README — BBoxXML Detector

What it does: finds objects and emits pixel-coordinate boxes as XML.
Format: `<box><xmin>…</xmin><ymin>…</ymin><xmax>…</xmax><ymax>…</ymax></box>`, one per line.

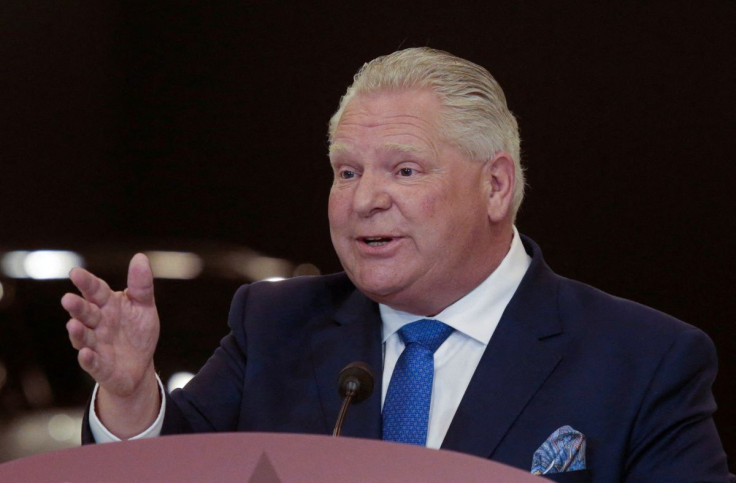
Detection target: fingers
<box><xmin>61</xmin><ymin>293</ymin><xmax>102</xmax><ymax>328</ymax></box>
<box><xmin>77</xmin><ymin>347</ymin><xmax>99</xmax><ymax>376</ymax></box>
<box><xmin>67</xmin><ymin>323</ymin><xmax>107</xmax><ymax>382</ymax></box>
<box><xmin>67</xmin><ymin>320</ymin><xmax>106</xmax><ymax>388</ymax></box>
<box><xmin>69</xmin><ymin>267</ymin><xmax>113</xmax><ymax>307</ymax></box>
<box><xmin>126</xmin><ymin>253</ymin><xmax>155</xmax><ymax>305</ymax></box>
<box><xmin>66</xmin><ymin>318</ymin><xmax>96</xmax><ymax>350</ymax></box>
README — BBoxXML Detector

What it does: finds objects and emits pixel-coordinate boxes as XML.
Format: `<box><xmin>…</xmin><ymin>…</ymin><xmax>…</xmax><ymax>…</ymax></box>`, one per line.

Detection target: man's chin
<box><xmin>355</xmin><ymin>282</ymin><xmax>401</xmax><ymax>301</ymax></box>
<box><xmin>349</xmin><ymin>276</ymin><xmax>405</xmax><ymax>304</ymax></box>
<box><xmin>353</xmin><ymin>281</ymin><xmax>427</xmax><ymax>314</ymax></box>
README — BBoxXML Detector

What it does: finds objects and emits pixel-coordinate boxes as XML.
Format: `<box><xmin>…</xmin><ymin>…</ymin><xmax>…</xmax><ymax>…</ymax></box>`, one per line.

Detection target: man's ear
<box><xmin>482</xmin><ymin>152</ymin><xmax>515</xmax><ymax>223</ymax></box>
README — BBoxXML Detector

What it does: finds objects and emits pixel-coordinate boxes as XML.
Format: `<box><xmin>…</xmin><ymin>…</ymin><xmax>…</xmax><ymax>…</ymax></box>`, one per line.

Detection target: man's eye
<box><xmin>339</xmin><ymin>170</ymin><xmax>356</xmax><ymax>179</ymax></box>
<box><xmin>398</xmin><ymin>168</ymin><xmax>414</xmax><ymax>177</ymax></box>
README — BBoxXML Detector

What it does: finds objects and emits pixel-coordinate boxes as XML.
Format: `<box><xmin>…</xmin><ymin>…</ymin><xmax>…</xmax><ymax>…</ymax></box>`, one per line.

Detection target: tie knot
<box><xmin>398</xmin><ymin>319</ymin><xmax>454</xmax><ymax>353</ymax></box>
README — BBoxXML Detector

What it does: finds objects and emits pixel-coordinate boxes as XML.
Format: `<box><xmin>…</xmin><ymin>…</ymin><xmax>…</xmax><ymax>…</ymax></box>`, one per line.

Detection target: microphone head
<box><xmin>337</xmin><ymin>362</ymin><xmax>375</xmax><ymax>404</ymax></box>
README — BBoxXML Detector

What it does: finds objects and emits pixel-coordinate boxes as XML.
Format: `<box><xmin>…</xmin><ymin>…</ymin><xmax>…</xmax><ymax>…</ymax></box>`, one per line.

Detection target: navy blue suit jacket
<box><xmin>85</xmin><ymin>236</ymin><xmax>731</xmax><ymax>481</ymax></box>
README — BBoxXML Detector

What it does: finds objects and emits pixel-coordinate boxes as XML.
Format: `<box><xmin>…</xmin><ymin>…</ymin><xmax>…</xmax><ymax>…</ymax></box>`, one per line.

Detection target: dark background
<box><xmin>1</xmin><ymin>0</ymin><xmax>733</xmax><ymax>466</ymax></box>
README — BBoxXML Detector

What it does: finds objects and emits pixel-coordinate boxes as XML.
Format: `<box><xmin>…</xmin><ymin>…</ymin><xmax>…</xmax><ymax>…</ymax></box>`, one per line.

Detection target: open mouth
<box><xmin>361</xmin><ymin>236</ymin><xmax>394</xmax><ymax>247</ymax></box>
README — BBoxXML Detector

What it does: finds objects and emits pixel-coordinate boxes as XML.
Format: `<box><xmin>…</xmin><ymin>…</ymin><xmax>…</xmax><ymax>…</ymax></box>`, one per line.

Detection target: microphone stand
<box><xmin>332</xmin><ymin>362</ymin><xmax>374</xmax><ymax>437</ymax></box>
<box><xmin>333</xmin><ymin>387</ymin><xmax>356</xmax><ymax>436</ymax></box>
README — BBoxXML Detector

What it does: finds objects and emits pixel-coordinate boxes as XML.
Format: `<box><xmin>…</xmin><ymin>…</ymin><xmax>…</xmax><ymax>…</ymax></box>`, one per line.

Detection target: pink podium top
<box><xmin>0</xmin><ymin>432</ymin><xmax>543</xmax><ymax>481</ymax></box>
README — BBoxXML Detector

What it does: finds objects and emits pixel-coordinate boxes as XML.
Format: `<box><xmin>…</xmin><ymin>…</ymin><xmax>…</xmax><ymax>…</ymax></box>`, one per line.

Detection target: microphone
<box><xmin>332</xmin><ymin>362</ymin><xmax>375</xmax><ymax>436</ymax></box>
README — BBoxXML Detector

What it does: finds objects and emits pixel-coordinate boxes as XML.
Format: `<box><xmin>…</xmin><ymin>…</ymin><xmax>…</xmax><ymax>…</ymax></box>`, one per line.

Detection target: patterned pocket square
<box><xmin>531</xmin><ymin>425</ymin><xmax>587</xmax><ymax>475</ymax></box>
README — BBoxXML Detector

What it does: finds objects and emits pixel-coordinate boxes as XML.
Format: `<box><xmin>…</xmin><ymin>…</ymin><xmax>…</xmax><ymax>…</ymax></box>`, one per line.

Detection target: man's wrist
<box><xmin>89</xmin><ymin>373</ymin><xmax>166</xmax><ymax>442</ymax></box>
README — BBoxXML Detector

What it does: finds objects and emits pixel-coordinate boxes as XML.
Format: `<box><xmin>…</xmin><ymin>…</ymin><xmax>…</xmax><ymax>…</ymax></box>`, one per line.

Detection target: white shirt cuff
<box><xmin>88</xmin><ymin>374</ymin><xmax>166</xmax><ymax>443</ymax></box>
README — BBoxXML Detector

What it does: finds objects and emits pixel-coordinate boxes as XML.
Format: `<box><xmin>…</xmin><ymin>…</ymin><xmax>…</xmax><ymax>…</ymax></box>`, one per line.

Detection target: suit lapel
<box><xmin>442</xmin><ymin>237</ymin><xmax>565</xmax><ymax>458</ymax></box>
<box><xmin>310</xmin><ymin>286</ymin><xmax>383</xmax><ymax>439</ymax></box>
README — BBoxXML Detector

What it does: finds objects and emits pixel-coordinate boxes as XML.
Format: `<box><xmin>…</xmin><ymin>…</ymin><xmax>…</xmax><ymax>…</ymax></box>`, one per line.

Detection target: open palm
<box><xmin>62</xmin><ymin>253</ymin><xmax>160</xmax><ymax>398</ymax></box>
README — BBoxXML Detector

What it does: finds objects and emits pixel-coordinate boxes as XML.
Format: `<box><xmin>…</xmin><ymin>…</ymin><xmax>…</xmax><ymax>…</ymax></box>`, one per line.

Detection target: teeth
<box><xmin>364</xmin><ymin>237</ymin><xmax>391</xmax><ymax>246</ymax></box>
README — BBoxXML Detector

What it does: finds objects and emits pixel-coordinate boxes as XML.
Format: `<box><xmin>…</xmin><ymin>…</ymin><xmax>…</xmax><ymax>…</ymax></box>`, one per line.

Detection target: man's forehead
<box><xmin>337</xmin><ymin>89</ymin><xmax>441</xmax><ymax>126</ymax></box>
<box><xmin>329</xmin><ymin>141</ymin><xmax>425</xmax><ymax>158</ymax></box>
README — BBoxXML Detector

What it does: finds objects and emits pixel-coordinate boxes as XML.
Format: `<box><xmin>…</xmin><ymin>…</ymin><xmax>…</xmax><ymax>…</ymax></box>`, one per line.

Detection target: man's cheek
<box><xmin>418</xmin><ymin>194</ymin><xmax>441</xmax><ymax>217</ymax></box>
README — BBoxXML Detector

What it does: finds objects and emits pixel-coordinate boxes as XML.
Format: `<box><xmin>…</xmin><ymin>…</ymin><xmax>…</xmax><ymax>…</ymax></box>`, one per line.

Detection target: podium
<box><xmin>0</xmin><ymin>432</ymin><xmax>543</xmax><ymax>481</ymax></box>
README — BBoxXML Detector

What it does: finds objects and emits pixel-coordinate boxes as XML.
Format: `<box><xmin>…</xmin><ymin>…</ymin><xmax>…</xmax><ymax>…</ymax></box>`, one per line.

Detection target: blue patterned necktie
<box><xmin>382</xmin><ymin>319</ymin><xmax>454</xmax><ymax>446</ymax></box>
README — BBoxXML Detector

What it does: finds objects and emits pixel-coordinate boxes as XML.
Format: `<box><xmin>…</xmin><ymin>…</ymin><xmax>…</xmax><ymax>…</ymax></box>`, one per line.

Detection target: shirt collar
<box><xmin>380</xmin><ymin>226</ymin><xmax>531</xmax><ymax>344</ymax></box>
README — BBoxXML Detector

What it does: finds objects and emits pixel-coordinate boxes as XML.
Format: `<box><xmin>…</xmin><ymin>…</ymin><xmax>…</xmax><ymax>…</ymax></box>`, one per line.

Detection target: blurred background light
<box><xmin>0</xmin><ymin>361</ymin><xmax>7</xmax><ymax>391</ymax></box>
<box><xmin>1</xmin><ymin>250</ymin><xmax>83</xmax><ymax>280</ymax></box>
<box><xmin>166</xmin><ymin>371</ymin><xmax>195</xmax><ymax>393</ymax></box>
<box><xmin>25</xmin><ymin>251</ymin><xmax>84</xmax><ymax>280</ymax></box>
<box><xmin>47</xmin><ymin>414</ymin><xmax>77</xmax><ymax>442</ymax></box>
<box><xmin>0</xmin><ymin>279</ymin><xmax>18</xmax><ymax>309</ymax></box>
<box><xmin>225</xmin><ymin>253</ymin><xmax>292</xmax><ymax>281</ymax></box>
<box><xmin>1</xmin><ymin>251</ymin><xmax>28</xmax><ymax>278</ymax></box>
<box><xmin>293</xmin><ymin>263</ymin><xmax>321</xmax><ymax>277</ymax></box>
<box><xmin>20</xmin><ymin>368</ymin><xmax>53</xmax><ymax>408</ymax></box>
<box><xmin>263</xmin><ymin>277</ymin><xmax>286</xmax><ymax>282</ymax></box>
<box><xmin>145</xmin><ymin>251</ymin><xmax>203</xmax><ymax>279</ymax></box>
<box><xmin>0</xmin><ymin>409</ymin><xmax>84</xmax><ymax>459</ymax></box>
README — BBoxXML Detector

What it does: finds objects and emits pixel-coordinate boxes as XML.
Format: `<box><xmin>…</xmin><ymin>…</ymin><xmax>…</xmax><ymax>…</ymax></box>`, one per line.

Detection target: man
<box><xmin>62</xmin><ymin>48</ymin><xmax>731</xmax><ymax>481</ymax></box>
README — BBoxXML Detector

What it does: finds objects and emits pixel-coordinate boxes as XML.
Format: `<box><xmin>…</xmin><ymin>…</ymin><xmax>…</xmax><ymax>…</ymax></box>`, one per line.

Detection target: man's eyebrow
<box><xmin>379</xmin><ymin>142</ymin><xmax>424</xmax><ymax>154</ymax></box>
<box><xmin>328</xmin><ymin>143</ymin><xmax>348</xmax><ymax>157</ymax></box>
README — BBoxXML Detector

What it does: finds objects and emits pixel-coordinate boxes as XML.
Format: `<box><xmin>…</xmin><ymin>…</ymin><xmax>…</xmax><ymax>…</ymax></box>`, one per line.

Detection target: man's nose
<box><xmin>352</xmin><ymin>171</ymin><xmax>391</xmax><ymax>216</ymax></box>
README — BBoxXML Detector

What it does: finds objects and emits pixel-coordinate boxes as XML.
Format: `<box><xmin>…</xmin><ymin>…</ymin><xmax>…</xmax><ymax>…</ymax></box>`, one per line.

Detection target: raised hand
<box><xmin>62</xmin><ymin>253</ymin><xmax>161</xmax><ymax>437</ymax></box>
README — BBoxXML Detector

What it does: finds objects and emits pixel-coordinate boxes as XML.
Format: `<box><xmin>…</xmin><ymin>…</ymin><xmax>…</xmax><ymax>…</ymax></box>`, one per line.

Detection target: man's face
<box><xmin>328</xmin><ymin>89</ymin><xmax>501</xmax><ymax>315</ymax></box>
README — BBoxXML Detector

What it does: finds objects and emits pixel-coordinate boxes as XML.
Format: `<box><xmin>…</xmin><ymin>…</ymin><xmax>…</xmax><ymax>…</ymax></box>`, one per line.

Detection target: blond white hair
<box><xmin>328</xmin><ymin>47</ymin><xmax>525</xmax><ymax>217</ymax></box>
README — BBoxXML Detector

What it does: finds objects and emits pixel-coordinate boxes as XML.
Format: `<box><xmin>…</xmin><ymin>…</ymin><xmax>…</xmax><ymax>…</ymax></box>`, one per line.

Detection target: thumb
<box><xmin>126</xmin><ymin>253</ymin><xmax>155</xmax><ymax>305</ymax></box>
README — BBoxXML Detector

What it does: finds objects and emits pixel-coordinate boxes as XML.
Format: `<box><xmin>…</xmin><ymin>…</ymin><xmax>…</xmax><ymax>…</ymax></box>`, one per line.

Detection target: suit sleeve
<box><xmin>624</xmin><ymin>327</ymin><xmax>731</xmax><ymax>481</ymax></box>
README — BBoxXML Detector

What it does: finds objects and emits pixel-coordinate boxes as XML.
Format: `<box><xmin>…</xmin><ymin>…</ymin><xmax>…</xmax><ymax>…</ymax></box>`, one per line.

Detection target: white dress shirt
<box><xmin>88</xmin><ymin>374</ymin><xmax>166</xmax><ymax>443</ymax></box>
<box><xmin>90</xmin><ymin>228</ymin><xmax>531</xmax><ymax>444</ymax></box>
<box><xmin>379</xmin><ymin>227</ymin><xmax>531</xmax><ymax>448</ymax></box>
